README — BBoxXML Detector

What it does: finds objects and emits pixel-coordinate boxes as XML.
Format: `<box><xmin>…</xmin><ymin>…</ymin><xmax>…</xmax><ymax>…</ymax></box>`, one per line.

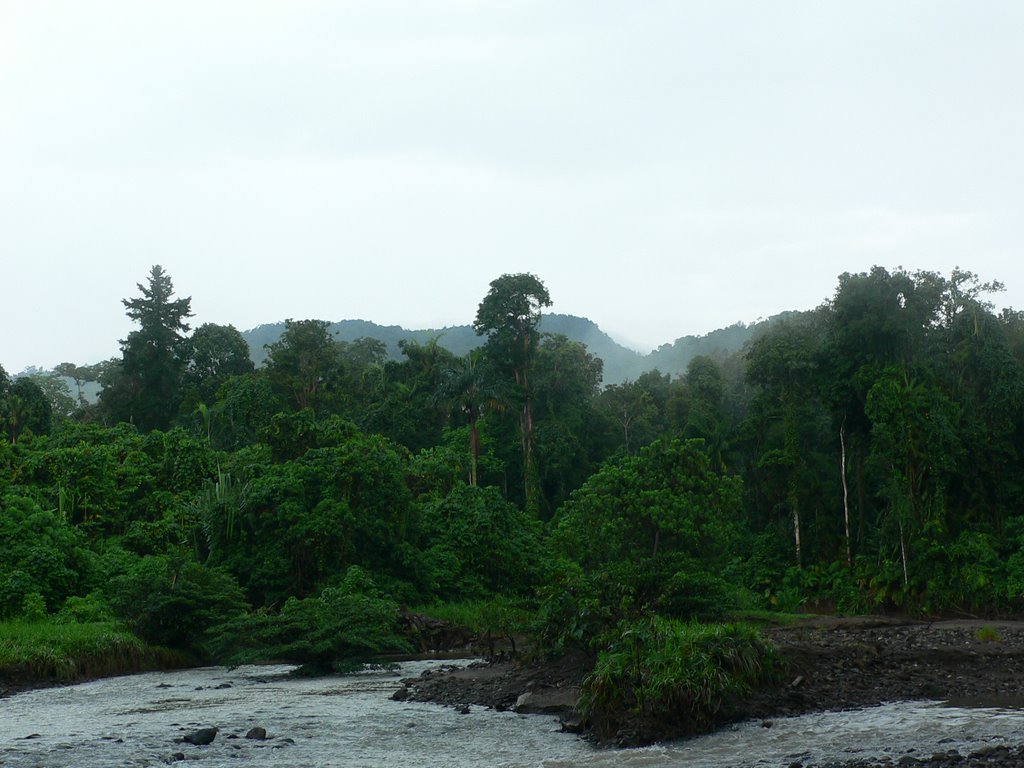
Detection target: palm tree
<box><xmin>434</xmin><ymin>351</ymin><xmax>509</xmax><ymax>486</ymax></box>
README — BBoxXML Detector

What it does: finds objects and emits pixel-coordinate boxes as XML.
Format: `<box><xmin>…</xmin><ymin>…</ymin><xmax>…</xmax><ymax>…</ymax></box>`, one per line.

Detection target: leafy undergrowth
<box><xmin>580</xmin><ymin>617</ymin><xmax>780</xmax><ymax>744</ymax></box>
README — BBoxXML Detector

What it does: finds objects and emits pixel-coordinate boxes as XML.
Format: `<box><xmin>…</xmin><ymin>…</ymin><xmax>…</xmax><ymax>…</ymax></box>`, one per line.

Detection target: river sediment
<box><xmin>401</xmin><ymin>617</ymin><xmax>1024</xmax><ymax>757</ymax></box>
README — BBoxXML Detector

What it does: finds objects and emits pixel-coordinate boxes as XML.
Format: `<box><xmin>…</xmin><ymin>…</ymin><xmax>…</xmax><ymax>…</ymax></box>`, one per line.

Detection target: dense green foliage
<box><xmin>4</xmin><ymin>263</ymin><xmax>1024</xmax><ymax>682</ymax></box>
<box><xmin>580</xmin><ymin>618</ymin><xmax>779</xmax><ymax>740</ymax></box>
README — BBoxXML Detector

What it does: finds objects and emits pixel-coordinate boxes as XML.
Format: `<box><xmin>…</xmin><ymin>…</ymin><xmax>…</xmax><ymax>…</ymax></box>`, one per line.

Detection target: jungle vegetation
<box><xmin>3</xmin><ymin>264</ymin><xmax>1024</xmax><ymax>686</ymax></box>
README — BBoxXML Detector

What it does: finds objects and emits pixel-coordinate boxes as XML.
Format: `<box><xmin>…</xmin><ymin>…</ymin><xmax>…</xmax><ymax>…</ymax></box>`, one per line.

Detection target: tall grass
<box><xmin>0</xmin><ymin>619</ymin><xmax>187</xmax><ymax>686</ymax></box>
<box><xmin>580</xmin><ymin>617</ymin><xmax>779</xmax><ymax>740</ymax></box>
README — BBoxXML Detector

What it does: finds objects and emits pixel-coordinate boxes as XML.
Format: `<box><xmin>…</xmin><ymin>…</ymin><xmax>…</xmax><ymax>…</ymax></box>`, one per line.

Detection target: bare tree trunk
<box><xmin>898</xmin><ymin>517</ymin><xmax>909</xmax><ymax>587</ymax></box>
<box><xmin>793</xmin><ymin>501</ymin><xmax>802</xmax><ymax>568</ymax></box>
<box><xmin>469</xmin><ymin>422</ymin><xmax>480</xmax><ymax>486</ymax></box>
<box><xmin>840</xmin><ymin>420</ymin><xmax>852</xmax><ymax>567</ymax></box>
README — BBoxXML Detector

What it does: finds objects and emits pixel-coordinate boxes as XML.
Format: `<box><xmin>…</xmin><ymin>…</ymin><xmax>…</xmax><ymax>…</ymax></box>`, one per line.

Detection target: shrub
<box><xmin>580</xmin><ymin>617</ymin><xmax>779</xmax><ymax>742</ymax></box>
<box><xmin>208</xmin><ymin>566</ymin><xmax>410</xmax><ymax>674</ymax></box>
<box><xmin>20</xmin><ymin>592</ymin><xmax>48</xmax><ymax>621</ymax></box>
<box><xmin>109</xmin><ymin>554</ymin><xmax>247</xmax><ymax>655</ymax></box>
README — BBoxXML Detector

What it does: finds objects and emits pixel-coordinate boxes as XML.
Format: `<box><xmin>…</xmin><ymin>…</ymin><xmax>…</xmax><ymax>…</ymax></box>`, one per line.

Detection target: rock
<box><xmin>213</xmin><ymin>683</ymin><xmax>232</xmax><ymax>690</ymax></box>
<box><xmin>457</xmin><ymin>704</ymin><xmax>471</xmax><ymax>714</ymax></box>
<box><xmin>560</xmin><ymin>716</ymin><xmax>584</xmax><ymax>734</ymax></box>
<box><xmin>183</xmin><ymin>727</ymin><xmax>219</xmax><ymax>745</ymax></box>
<box><xmin>245</xmin><ymin>727</ymin><xmax>268</xmax><ymax>740</ymax></box>
<box><xmin>513</xmin><ymin>688</ymin><xmax>580</xmax><ymax>715</ymax></box>
<box><xmin>391</xmin><ymin>686</ymin><xmax>409</xmax><ymax>701</ymax></box>
<box><xmin>170</xmin><ymin>751</ymin><xmax>185</xmax><ymax>761</ymax></box>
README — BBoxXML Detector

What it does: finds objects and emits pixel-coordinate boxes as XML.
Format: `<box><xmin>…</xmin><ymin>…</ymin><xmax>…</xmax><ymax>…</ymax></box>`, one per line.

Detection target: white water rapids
<box><xmin>2</xmin><ymin>661</ymin><xmax>1023</xmax><ymax>767</ymax></box>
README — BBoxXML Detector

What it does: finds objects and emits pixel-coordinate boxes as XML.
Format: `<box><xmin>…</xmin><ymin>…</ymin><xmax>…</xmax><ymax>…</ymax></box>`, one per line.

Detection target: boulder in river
<box><xmin>183</xmin><ymin>727</ymin><xmax>218</xmax><ymax>745</ymax></box>
<box><xmin>245</xmin><ymin>727</ymin><xmax>268</xmax><ymax>740</ymax></box>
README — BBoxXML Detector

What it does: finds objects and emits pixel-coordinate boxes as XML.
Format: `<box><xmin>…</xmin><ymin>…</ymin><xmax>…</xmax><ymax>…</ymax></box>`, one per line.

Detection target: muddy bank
<box><xmin>399</xmin><ymin>617</ymin><xmax>1024</xmax><ymax>752</ymax></box>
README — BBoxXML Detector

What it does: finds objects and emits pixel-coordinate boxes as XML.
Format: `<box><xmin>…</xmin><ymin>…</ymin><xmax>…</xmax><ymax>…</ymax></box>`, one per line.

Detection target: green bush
<box><xmin>109</xmin><ymin>554</ymin><xmax>247</xmax><ymax>655</ymax></box>
<box><xmin>208</xmin><ymin>566</ymin><xmax>410</xmax><ymax>674</ymax></box>
<box><xmin>418</xmin><ymin>484</ymin><xmax>544</xmax><ymax>600</ymax></box>
<box><xmin>20</xmin><ymin>592</ymin><xmax>48</xmax><ymax>621</ymax></box>
<box><xmin>58</xmin><ymin>591</ymin><xmax>115</xmax><ymax>624</ymax></box>
<box><xmin>0</xmin><ymin>493</ymin><xmax>84</xmax><ymax>613</ymax></box>
<box><xmin>580</xmin><ymin>617</ymin><xmax>779</xmax><ymax>741</ymax></box>
<box><xmin>535</xmin><ymin>561</ymin><xmax>615</xmax><ymax>653</ymax></box>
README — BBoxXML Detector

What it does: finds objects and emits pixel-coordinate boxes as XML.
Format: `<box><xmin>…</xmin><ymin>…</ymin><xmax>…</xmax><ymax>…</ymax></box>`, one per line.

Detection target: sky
<box><xmin>2</xmin><ymin>1</ymin><xmax>1023</xmax><ymax>373</ymax></box>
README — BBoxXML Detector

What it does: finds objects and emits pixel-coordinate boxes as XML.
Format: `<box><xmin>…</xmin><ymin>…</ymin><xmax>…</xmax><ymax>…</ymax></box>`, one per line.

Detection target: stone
<box><xmin>513</xmin><ymin>687</ymin><xmax>579</xmax><ymax>715</ymax></box>
<box><xmin>391</xmin><ymin>686</ymin><xmax>409</xmax><ymax>701</ymax></box>
<box><xmin>244</xmin><ymin>727</ymin><xmax>268</xmax><ymax>740</ymax></box>
<box><xmin>183</xmin><ymin>727</ymin><xmax>219</xmax><ymax>746</ymax></box>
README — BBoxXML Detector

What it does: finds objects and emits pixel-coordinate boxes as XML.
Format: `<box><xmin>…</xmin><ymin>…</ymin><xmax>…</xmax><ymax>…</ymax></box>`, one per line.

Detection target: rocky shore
<box><xmin>398</xmin><ymin>617</ymin><xmax>1024</xmax><ymax>765</ymax></box>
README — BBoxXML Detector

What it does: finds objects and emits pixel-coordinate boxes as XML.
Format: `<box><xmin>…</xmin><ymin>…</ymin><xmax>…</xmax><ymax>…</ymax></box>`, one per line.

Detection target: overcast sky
<box><xmin>2</xmin><ymin>1</ymin><xmax>1022</xmax><ymax>373</ymax></box>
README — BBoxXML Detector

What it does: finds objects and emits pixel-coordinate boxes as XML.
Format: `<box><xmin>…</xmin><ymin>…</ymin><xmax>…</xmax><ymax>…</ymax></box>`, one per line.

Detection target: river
<box><xmin>3</xmin><ymin>662</ymin><xmax>1024</xmax><ymax>767</ymax></box>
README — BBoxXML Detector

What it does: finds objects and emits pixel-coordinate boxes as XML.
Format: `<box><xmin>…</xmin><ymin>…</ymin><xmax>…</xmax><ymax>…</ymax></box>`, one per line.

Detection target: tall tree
<box><xmin>474</xmin><ymin>273</ymin><xmax>552</xmax><ymax>514</ymax></box>
<box><xmin>532</xmin><ymin>333</ymin><xmax>604</xmax><ymax>515</ymax></box>
<box><xmin>100</xmin><ymin>266</ymin><xmax>193</xmax><ymax>431</ymax></box>
<box><xmin>434</xmin><ymin>350</ymin><xmax>508</xmax><ymax>487</ymax></box>
<box><xmin>264</xmin><ymin>319</ymin><xmax>344</xmax><ymax>414</ymax></box>
<box><xmin>4</xmin><ymin>377</ymin><xmax>52</xmax><ymax>442</ymax></box>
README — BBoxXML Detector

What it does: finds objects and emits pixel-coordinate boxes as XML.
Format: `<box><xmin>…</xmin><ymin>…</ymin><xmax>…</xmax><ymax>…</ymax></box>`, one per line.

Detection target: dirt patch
<box><xmin>739</xmin><ymin>618</ymin><xmax>1024</xmax><ymax>722</ymax></box>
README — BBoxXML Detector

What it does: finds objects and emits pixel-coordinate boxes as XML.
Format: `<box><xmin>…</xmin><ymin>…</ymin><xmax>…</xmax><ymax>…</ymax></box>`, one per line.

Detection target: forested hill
<box><xmin>242</xmin><ymin>312</ymin><xmax>789</xmax><ymax>382</ymax></box>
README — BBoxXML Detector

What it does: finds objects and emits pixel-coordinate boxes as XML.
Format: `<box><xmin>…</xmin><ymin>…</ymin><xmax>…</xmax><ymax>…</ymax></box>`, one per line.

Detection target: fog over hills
<box><xmin>242</xmin><ymin>312</ymin><xmax>796</xmax><ymax>384</ymax></box>
<box><xmin>24</xmin><ymin>312</ymin><xmax>796</xmax><ymax>391</ymax></box>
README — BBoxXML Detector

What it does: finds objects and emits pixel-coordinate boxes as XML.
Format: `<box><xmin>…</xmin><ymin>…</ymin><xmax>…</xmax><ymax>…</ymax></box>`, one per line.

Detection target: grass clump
<box><xmin>580</xmin><ymin>617</ymin><xmax>779</xmax><ymax>742</ymax></box>
<box><xmin>976</xmin><ymin>625</ymin><xmax>1002</xmax><ymax>643</ymax></box>
<box><xmin>0</xmin><ymin>617</ymin><xmax>191</xmax><ymax>690</ymax></box>
<box><xmin>0</xmin><ymin>618</ymin><xmax>158</xmax><ymax>684</ymax></box>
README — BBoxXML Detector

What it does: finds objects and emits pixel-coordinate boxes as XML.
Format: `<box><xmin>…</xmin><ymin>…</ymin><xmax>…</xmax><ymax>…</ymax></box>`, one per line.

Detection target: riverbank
<box><xmin>399</xmin><ymin>617</ymin><xmax>1024</xmax><ymax>750</ymax></box>
<box><xmin>0</xmin><ymin>619</ymin><xmax>193</xmax><ymax>699</ymax></box>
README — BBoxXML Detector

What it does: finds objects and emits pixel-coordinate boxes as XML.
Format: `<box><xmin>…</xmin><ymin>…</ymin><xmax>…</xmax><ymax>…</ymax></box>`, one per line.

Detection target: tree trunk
<box><xmin>469</xmin><ymin>421</ymin><xmax>480</xmax><ymax>486</ymax></box>
<box><xmin>793</xmin><ymin>498</ymin><xmax>802</xmax><ymax>568</ymax></box>
<box><xmin>840</xmin><ymin>420</ymin><xmax>852</xmax><ymax>567</ymax></box>
<box><xmin>898</xmin><ymin>517</ymin><xmax>909</xmax><ymax>587</ymax></box>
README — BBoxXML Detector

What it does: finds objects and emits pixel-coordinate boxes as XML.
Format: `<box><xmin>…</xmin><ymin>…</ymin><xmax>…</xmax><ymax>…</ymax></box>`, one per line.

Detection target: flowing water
<box><xmin>3</xmin><ymin>661</ymin><xmax>1023</xmax><ymax>768</ymax></box>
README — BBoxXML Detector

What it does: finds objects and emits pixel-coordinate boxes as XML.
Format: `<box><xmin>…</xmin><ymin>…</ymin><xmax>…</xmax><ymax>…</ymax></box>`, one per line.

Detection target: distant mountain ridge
<box><xmin>242</xmin><ymin>312</ymin><xmax>797</xmax><ymax>383</ymax></box>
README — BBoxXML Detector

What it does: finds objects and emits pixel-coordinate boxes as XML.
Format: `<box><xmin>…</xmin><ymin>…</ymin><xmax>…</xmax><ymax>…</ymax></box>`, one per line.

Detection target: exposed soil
<box><xmin>398</xmin><ymin>616</ymin><xmax>1024</xmax><ymax>764</ymax></box>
